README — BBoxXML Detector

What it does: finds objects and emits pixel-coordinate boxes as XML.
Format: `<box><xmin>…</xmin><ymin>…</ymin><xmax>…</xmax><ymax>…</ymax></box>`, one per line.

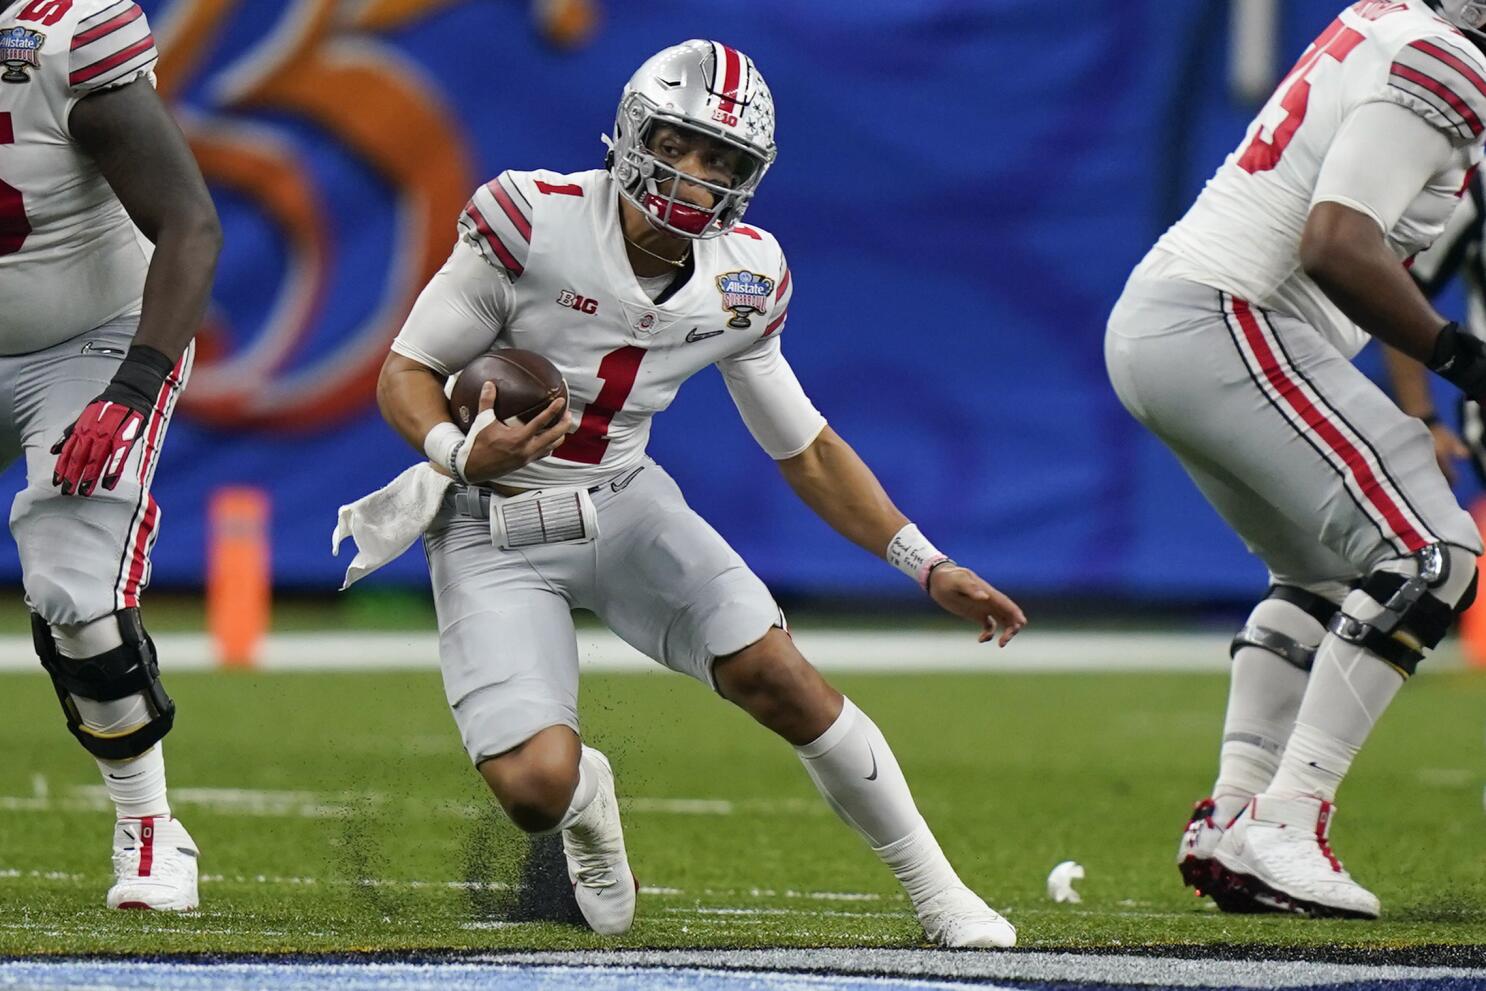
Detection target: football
<box><xmin>448</xmin><ymin>349</ymin><xmax>567</xmax><ymax>431</ymax></box>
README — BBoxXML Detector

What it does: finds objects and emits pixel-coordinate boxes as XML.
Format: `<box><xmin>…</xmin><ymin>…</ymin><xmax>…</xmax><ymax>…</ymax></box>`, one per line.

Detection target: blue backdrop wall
<box><xmin>7</xmin><ymin>0</ymin><xmax>1458</xmax><ymax>602</ymax></box>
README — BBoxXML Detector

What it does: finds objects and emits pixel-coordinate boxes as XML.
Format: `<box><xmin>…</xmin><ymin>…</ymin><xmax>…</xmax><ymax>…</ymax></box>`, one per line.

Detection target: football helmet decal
<box><xmin>605</xmin><ymin>39</ymin><xmax>777</xmax><ymax>239</ymax></box>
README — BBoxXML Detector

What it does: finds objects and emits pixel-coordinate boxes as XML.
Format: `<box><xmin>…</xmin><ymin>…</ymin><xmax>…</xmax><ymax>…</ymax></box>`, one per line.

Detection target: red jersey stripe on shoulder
<box><xmin>70</xmin><ymin>33</ymin><xmax>154</xmax><ymax>85</ymax></box>
<box><xmin>1391</xmin><ymin>63</ymin><xmax>1484</xmax><ymax>135</ymax></box>
<box><xmin>764</xmin><ymin>312</ymin><xmax>787</xmax><ymax>337</ymax></box>
<box><xmin>72</xmin><ymin>2</ymin><xmax>140</xmax><ymax>49</ymax></box>
<box><xmin>464</xmin><ymin>202</ymin><xmax>524</xmax><ymax>276</ymax></box>
<box><xmin>1409</xmin><ymin>38</ymin><xmax>1486</xmax><ymax>99</ymax></box>
<box><xmin>488</xmin><ymin>178</ymin><xmax>532</xmax><ymax>241</ymax></box>
<box><xmin>775</xmin><ymin>267</ymin><xmax>790</xmax><ymax>301</ymax></box>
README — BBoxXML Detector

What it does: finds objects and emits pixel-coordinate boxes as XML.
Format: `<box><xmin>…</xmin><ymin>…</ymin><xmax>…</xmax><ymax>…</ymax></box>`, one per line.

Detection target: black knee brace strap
<box><xmin>1328</xmin><ymin>546</ymin><xmax>1467</xmax><ymax>677</ymax></box>
<box><xmin>1270</xmin><ymin>584</ymin><xmax>1341</xmax><ymax>628</ymax></box>
<box><xmin>1230</xmin><ymin>585</ymin><xmax>1339</xmax><ymax>672</ymax></box>
<box><xmin>33</xmin><ymin>609</ymin><xmax>175</xmax><ymax>761</ymax></box>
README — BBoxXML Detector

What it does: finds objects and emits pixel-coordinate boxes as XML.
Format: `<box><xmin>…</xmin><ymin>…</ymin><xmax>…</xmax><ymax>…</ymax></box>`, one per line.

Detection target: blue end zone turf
<box><xmin>5</xmin><ymin>959</ymin><xmax>1486</xmax><ymax>991</ymax></box>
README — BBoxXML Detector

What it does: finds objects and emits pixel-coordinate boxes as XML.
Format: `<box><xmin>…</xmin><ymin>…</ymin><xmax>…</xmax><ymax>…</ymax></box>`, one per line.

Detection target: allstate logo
<box><xmin>153</xmin><ymin>0</ymin><xmax>477</xmax><ymax>429</ymax></box>
<box><xmin>716</xmin><ymin>270</ymin><xmax>773</xmax><ymax>329</ymax></box>
<box><xmin>0</xmin><ymin>27</ymin><xmax>43</xmax><ymax>84</ymax></box>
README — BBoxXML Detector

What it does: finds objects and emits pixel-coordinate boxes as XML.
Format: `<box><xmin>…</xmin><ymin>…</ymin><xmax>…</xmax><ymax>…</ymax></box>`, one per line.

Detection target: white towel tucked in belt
<box><xmin>331</xmin><ymin>463</ymin><xmax>453</xmax><ymax>589</ymax></box>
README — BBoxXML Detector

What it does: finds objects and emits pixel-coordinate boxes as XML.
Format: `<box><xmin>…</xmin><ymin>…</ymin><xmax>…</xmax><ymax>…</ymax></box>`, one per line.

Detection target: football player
<box><xmin>1108</xmin><ymin>0</ymin><xmax>1486</xmax><ymax>918</ymax></box>
<box><xmin>375</xmin><ymin>40</ymin><xmax>1026</xmax><ymax>946</ymax></box>
<box><xmin>0</xmin><ymin>0</ymin><xmax>220</xmax><ymax>909</ymax></box>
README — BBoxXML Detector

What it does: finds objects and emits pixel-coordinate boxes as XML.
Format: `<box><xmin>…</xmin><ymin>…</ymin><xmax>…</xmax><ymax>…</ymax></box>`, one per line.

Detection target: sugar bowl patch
<box><xmin>0</xmin><ymin>27</ymin><xmax>43</xmax><ymax>84</ymax></box>
<box><xmin>716</xmin><ymin>270</ymin><xmax>773</xmax><ymax>329</ymax></box>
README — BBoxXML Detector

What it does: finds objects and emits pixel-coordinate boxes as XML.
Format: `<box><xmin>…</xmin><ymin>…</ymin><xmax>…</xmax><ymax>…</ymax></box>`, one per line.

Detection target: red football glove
<box><xmin>51</xmin><ymin>401</ymin><xmax>147</xmax><ymax>497</ymax></box>
<box><xmin>51</xmin><ymin>345</ymin><xmax>173</xmax><ymax>497</ymax></box>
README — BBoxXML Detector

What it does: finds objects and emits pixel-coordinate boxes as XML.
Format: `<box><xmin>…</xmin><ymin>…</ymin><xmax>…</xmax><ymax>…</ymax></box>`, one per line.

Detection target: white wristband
<box><xmin>885</xmin><ymin>523</ymin><xmax>950</xmax><ymax>591</ymax></box>
<box><xmin>424</xmin><ymin>421</ymin><xmax>467</xmax><ymax>483</ymax></box>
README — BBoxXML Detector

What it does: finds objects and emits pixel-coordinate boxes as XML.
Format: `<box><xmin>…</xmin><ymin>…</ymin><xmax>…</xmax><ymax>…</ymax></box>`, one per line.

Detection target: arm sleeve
<box><xmin>1312</xmin><ymin>100</ymin><xmax>1456</xmax><ymax>235</ymax></box>
<box><xmin>67</xmin><ymin>2</ymin><xmax>158</xmax><ymax>100</ymax></box>
<box><xmin>1410</xmin><ymin>174</ymin><xmax>1483</xmax><ymax>297</ymax></box>
<box><xmin>389</xmin><ymin>240</ymin><xmax>512</xmax><ymax>376</ymax></box>
<box><xmin>718</xmin><ymin>334</ymin><xmax>827</xmax><ymax>460</ymax></box>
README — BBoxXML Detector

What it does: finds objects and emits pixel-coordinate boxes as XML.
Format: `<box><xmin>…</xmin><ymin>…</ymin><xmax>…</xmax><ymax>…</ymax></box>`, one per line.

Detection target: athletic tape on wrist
<box><xmin>885</xmin><ymin>523</ymin><xmax>948</xmax><ymax>591</ymax></box>
<box><xmin>424</xmin><ymin>422</ymin><xmax>466</xmax><ymax>483</ymax></box>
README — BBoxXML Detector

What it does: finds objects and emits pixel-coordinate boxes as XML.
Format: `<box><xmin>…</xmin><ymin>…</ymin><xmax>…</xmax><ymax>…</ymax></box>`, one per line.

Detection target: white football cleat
<box><xmin>562</xmin><ymin>747</ymin><xmax>636</xmax><ymax>935</ymax></box>
<box><xmin>915</xmin><ymin>884</ymin><xmax>1017</xmax><ymax>948</ymax></box>
<box><xmin>1213</xmin><ymin>796</ymin><xmax>1379</xmax><ymax>919</ymax></box>
<box><xmin>1176</xmin><ymin>797</ymin><xmax>1225</xmax><ymax>891</ymax></box>
<box><xmin>106</xmin><ymin>815</ymin><xmax>199</xmax><ymax>911</ymax></box>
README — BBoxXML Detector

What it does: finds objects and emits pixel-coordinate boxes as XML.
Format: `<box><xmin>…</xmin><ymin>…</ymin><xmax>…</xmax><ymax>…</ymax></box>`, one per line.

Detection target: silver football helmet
<box><xmin>605</xmin><ymin>40</ymin><xmax>777</xmax><ymax>239</ymax></box>
<box><xmin>1437</xmin><ymin>0</ymin><xmax>1486</xmax><ymax>34</ymax></box>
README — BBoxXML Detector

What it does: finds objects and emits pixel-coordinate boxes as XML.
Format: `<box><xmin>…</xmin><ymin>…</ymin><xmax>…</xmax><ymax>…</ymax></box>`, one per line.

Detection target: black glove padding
<box><xmin>1428</xmin><ymin>322</ymin><xmax>1486</xmax><ymax>404</ymax></box>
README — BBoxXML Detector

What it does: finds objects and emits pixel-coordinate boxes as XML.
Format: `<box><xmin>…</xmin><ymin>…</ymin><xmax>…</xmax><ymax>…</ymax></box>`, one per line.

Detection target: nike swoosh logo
<box><xmin>865</xmin><ymin>742</ymin><xmax>878</xmax><ymax>782</ymax></box>
<box><xmin>684</xmin><ymin>327</ymin><xmax>724</xmax><ymax>343</ymax></box>
<box><xmin>106</xmin><ymin>772</ymin><xmax>144</xmax><ymax>781</ymax></box>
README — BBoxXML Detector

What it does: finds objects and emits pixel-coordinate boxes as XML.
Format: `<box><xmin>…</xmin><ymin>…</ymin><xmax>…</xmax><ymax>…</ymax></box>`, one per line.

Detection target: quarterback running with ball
<box><xmin>1109</xmin><ymin>0</ymin><xmax>1486</xmax><ymax>918</ymax></box>
<box><xmin>362</xmin><ymin>40</ymin><xmax>1026</xmax><ymax>946</ymax></box>
<box><xmin>0</xmin><ymin>0</ymin><xmax>220</xmax><ymax>909</ymax></box>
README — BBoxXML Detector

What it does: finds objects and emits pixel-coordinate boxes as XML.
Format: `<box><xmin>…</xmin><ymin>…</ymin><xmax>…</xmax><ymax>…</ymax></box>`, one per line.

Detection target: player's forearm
<box><xmin>1381</xmin><ymin>344</ymin><xmax>1437</xmax><ymax>420</ymax></box>
<box><xmin>777</xmin><ymin>426</ymin><xmax>908</xmax><ymax>556</ymax></box>
<box><xmin>377</xmin><ymin>352</ymin><xmax>456</xmax><ymax>457</ymax></box>
<box><xmin>129</xmin><ymin>214</ymin><xmax>222</xmax><ymax>361</ymax></box>
<box><xmin>1301</xmin><ymin>203</ymin><xmax>1449</xmax><ymax>363</ymax></box>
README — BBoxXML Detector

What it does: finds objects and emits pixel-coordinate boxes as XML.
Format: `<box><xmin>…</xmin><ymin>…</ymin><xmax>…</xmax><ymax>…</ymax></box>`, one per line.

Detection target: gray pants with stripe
<box><xmin>1105</xmin><ymin>277</ymin><xmax>1480</xmax><ymax>598</ymax></box>
<box><xmin>0</xmin><ymin>317</ymin><xmax>191</xmax><ymax>626</ymax></box>
<box><xmin>423</xmin><ymin>460</ymin><xmax>782</xmax><ymax>765</ymax></box>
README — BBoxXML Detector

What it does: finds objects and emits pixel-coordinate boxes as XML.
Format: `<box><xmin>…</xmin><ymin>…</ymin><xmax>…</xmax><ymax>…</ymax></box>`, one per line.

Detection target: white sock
<box><xmin>874</xmin><ymin>821</ymin><xmax>963</xmax><ymax>908</ymax></box>
<box><xmin>795</xmin><ymin>697</ymin><xmax>924</xmax><ymax>848</ymax></box>
<box><xmin>1212</xmin><ymin>649</ymin><xmax>1309</xmax><ymax>824</ymax></box>
<box><xmin>97</xmin><ymin>744</ymin><xmax>170</xmax><ymax>820</ymax></box>
<box><xmin>1265</xmin><ymin>633</ymin><xmax>1401</xmax><ymax>801</ymax></box>
<box><xmin>795</xmin><ymin>698</ymin><xmax>961</xmax><ymax>906</ymax></box>
<box><xmin>549</xmin><ymin>747</ymin><xmax>601</xmax><ymax>834</ymax></box>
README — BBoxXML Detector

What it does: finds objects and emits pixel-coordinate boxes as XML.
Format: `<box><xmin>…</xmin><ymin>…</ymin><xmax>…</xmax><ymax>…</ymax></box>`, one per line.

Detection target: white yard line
<box><xmin>0</xmin><ymin>784</ymin><xmax>822</xmax><ymax>821</ymax></box>
<box><xmin>0</xmin><ymin>630</ymin><xmax>1279</xmax><ymax>673</ymax></box>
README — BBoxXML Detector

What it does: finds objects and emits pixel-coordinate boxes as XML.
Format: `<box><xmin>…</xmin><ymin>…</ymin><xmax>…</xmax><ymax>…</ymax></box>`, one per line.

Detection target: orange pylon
<box><xmin>206</xmin><ymin>487</ymin><xmax>271</xmax><ymax>668</ymax></box>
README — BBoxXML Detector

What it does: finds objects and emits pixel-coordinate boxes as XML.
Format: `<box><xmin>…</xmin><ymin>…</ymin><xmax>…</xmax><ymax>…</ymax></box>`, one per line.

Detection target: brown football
<box><xmin>449</xmin><ymin>350</ymin><xmax>567</xmax><ymax>431</ymax></box>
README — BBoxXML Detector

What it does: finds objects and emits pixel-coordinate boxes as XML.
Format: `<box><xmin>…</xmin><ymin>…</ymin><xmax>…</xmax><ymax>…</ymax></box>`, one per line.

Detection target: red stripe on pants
<box><xmin>1230</xmin><ymin>298</ymin><xmax>1429</xmax><ymax>551</ymax></box>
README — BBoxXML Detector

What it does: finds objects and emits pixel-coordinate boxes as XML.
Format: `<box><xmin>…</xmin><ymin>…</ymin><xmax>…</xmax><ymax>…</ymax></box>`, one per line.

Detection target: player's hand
<box><xmin>1460</xmin><ymin>396</ymin><xmax>1486</xmax><ymax>486</ymax></box>
<box><xmin>1427</xmin><ymin>420</ymin><xmax>1469</xmax><ymax>485</ymax></box>
<box><xmin>458</xmin><ymin>381</ymin><xmax>572</xmax><ymax>483</ymax></box>
<box><xmin>50</xmin><ymin>398</ymin><xmax>148</xmax><ymax>497</ymax></box>
<box><xmin>927</xmin><ymin>564</ymin><xmax>1027</xmax><ymax>646</ymax></box>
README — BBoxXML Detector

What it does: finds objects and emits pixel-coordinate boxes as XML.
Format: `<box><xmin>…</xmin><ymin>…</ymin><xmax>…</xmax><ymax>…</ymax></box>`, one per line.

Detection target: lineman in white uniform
<box><xmin>1108</xmin><ymin>0</ymin><xmax>1486</xmax><ymax>918</ymax></box>
<box><xmin>377</xmin><ymin>40</ymin><xmax>1027</xmax><ymax>947</ymax></box>
<box><xmin>0</xmin><ymin>0</ymin><xmax>220</xmax><ymax>908</ymax></box>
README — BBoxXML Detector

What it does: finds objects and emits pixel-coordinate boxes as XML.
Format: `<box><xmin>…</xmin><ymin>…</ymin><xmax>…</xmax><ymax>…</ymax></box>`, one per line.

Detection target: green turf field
<box><xmin>1</xmin><ymin>666</ymin><xmax>1483</xmax><ymax>955</ymax></box>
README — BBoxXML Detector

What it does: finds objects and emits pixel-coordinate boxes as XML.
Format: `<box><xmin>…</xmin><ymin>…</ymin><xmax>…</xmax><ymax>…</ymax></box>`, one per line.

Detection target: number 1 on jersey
<box><xmin>554</xmin><ymin>345</ymin><xmax>646</xmax><ymax>465</ymax></box>
<box><xmin>0</xmin><ymin>114</ymin><xmax>31</xmax><ymax>256</ymax></box>
<box><xmin>1238</xmin><ymin>19</ymin><xmax>1366</xmax><ymax>174</ymax></box>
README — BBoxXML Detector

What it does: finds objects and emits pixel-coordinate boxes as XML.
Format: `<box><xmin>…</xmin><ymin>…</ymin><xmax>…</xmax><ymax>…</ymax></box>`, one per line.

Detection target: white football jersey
<box><xmin>452</xmin><ymin>167</ymin><xmax>803</xmax><ymax>489</ymax></box>
<box><xmin>1137</xmin><ymin>0</ymin><xmax>1486</xmax><ymax>357</ymax></box>
<box><xmin>0</xmin><ymin>0</ymin><xmax>158</xmax><ymax>355</ymax></box>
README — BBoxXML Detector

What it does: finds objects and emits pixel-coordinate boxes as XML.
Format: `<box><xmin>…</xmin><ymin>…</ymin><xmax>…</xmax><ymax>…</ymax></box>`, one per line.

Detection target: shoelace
<box><xmin>571</xmin><ymin>857</ymin><xmax>619</xmax><ymax>889</ymax></box>
<box><xmin>1315</xmin><ymin>832</ymin><xmax>1344</xmax><ymax>874</ymax></box>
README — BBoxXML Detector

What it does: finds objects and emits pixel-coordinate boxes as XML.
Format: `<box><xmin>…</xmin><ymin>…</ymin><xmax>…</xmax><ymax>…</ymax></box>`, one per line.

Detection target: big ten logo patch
<box><xmin>557</xmin><ymin>289</ymin><xmax>599</xmax><ymax>315</ymax></box>
<box><xmin>149</xmin><ymin>0</ymin><xmax>477</xmax><ymax>429</ymax></box>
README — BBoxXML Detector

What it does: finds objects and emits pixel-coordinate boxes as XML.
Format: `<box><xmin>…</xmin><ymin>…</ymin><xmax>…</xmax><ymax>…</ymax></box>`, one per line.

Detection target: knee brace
<box><xmin>1231</xmin><ymin>584</ymin><xmax>1340</xmax><ymax>673</ymax></box>
<box><xmin>1328</xmin><ymin>544</ymin><xmax>1479</xmax><ymax>677</ymax></box>
<box><xmin>33</xmin><ymin>608</ymin><xmax>175</xmax><ymax>760</ymax></box>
